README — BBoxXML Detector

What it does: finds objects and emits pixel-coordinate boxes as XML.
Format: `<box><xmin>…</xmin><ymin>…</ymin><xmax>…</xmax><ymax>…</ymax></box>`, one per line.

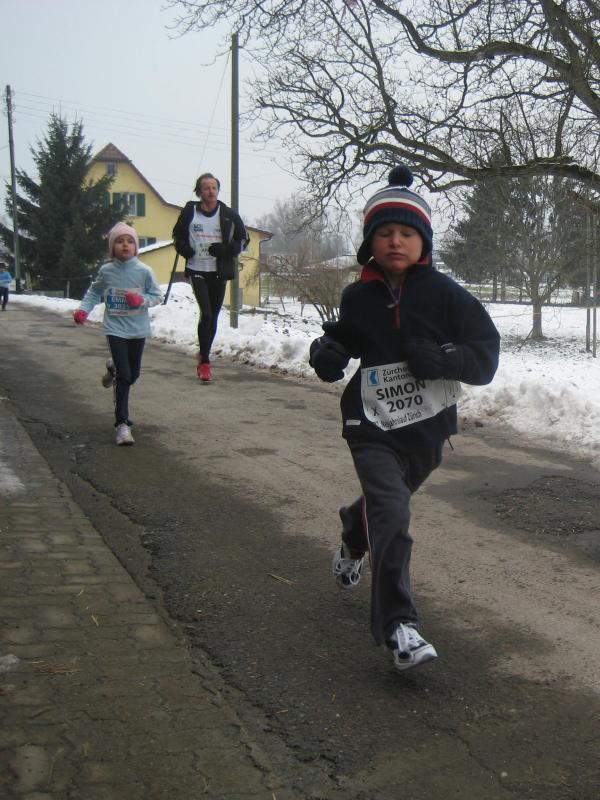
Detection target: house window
<box><xmin>112</xmin><ymin>192</ymin><xmax>146</xmax><ymax>217</ymax></box>
<box><xmin>138</xmin><ymin>237</ymin><xmax>157</xmax><ymax>249</ymax></box>
<box><xmin>106</xmin><ymin>162</ymin><xmax>117</xmax><ymax>176</ymax></box>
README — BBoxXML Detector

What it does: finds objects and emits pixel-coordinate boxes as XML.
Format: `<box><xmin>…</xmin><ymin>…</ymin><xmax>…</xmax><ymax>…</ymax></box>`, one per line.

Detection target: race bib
<box><xmin>190</xmin><ymin>224</ymin><xmax>211</xmax><ymax>258</ymax></box>
<box><xmin>104</xmin><ymin>288</ymin><xmax>141</xmax><ymax>316</ymax></box>
<box><xmin>361</xmin><ymin>360</ymin><xmax>461</xmax><ymax>431</ymax></box>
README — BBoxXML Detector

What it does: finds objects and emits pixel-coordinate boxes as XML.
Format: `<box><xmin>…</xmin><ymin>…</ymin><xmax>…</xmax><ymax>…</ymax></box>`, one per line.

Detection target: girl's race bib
<box><xmin>104</xmin><ymin>288</ymin><xmax>142</xmax><ymax>316</ymax></box>
<box><xmin>361</xmin><ymin>360</ymin><xmax>461</xmax><ymax>431</ymax></box>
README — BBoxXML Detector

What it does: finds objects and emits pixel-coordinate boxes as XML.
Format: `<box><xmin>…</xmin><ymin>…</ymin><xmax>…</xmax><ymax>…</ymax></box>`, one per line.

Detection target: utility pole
<box><xmin>586</xmin><ymin>212</ymin><xmax>592</xmax><ymax>352</ymax></box>
<box><xmin>229</xmin><ymin>32</ymin><xmax>240</xmax><ymax>328</ymax></box>
<box><xmin>5</xmin><ymin>85</ymin><xmax>22</xmax><ymax>293</ymax></box>
<box><xmin>593</xmin><ymin>218</ymin><xmax>598</xmax><ymax>358</ymax></box>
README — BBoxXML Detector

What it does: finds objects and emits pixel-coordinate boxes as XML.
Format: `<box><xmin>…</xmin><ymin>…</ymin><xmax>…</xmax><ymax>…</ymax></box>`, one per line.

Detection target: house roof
<box><xmin>91</xmin><ymin>142</ymin><xmax>181</xmax><ymax>210</ymax></box>
<box><xmin>138</xmin><ymin>240</ymin><xmax>173</xmax><ymax>254</ymax></box>
<box><xmin>251</xmin><ymin>227</ymin><xmax>273</xmax><ymax>240</ymax></box>
<box><xmin>92</xmin><ymin>143</ymin><xmax>130</xmax><ymax>163</ymax></box>
<box><xmin>321</xmin><ymin>255</ymin><xmax>359</xmax><ymax>269</ymax></box>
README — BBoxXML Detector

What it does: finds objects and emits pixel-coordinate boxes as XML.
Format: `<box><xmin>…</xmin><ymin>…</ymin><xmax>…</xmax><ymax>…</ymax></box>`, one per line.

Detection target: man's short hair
<box><xmin>194</xmin><ymin>173</ymin><xmax>220</xmax><ymax>195</ymax></box>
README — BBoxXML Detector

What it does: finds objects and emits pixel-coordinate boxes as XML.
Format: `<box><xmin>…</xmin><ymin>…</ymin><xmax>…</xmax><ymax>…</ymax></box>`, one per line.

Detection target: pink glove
<box><xmin>126</xmin><ymin>292</ymin><xmax>144</xmax><ymax>308</ymax></box>
<box><xmin>73</xmin><ymin>309</ymin><xmax>88</xmax><ymax>325</ymax></box>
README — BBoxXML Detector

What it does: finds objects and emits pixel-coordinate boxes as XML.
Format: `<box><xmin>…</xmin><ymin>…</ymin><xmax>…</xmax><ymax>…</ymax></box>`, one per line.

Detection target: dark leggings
<box><xmin>107</xmin><ymin>335</ymin><xmax>145</xmax><ymax>426</ymax></box>
<box><xmin>187</xmin><ymin>271</ymin><xmax>227</xmax><ymax>363</ymax></box>
<box><xmin>0</xmin><ymin>287</ymin><xmax>8</xmax><ymax>309</ymax></box>
<box><xmin>341</xmin><ymin>439</ymin><xmax>442</xmax><ymax>645</ymax></box>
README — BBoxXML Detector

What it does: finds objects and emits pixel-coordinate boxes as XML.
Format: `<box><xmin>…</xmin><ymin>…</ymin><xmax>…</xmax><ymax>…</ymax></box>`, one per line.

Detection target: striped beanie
<box><xmin>356</xmin><ymin>165</ymin><xmax>433</xmax><ymax>265</ymax></box>
<box><xmin>108</xmin><ymin>222</ymin><xmax>139</xmax><ymax>257</ymax></box>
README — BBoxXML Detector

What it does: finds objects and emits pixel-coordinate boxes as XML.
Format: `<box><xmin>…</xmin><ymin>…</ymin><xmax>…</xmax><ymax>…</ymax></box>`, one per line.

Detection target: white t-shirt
<box><xmin>187</xmin><ymin>206</ymin><xmax>222</xmax><ymax>273</ymax></box>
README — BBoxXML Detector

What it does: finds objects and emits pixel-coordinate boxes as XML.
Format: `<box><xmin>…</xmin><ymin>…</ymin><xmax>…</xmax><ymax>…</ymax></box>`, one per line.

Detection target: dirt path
<box><xmin>1</xmin><ymin>304</ymin><xmax>599</xmax><ymax>799</ymax></box>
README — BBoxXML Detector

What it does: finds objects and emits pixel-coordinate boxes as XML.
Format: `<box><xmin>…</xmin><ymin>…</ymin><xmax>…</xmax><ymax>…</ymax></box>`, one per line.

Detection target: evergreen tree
<box><xmin>0</xmin><ymin>115</ymin><xmax>122</xmax><ymax>297</ymax></box>
<box><xmin>441</xmin><ymin>173</ymin><xmax>516</xmax><ymax>300</ymax></box>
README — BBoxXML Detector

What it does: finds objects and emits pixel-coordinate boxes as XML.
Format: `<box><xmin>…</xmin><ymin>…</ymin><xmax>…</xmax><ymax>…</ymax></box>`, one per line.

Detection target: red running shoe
<box><xmin>198</xmin><ymin>362</ymin><xmax>213</xmax><ymax>382</ymax></box>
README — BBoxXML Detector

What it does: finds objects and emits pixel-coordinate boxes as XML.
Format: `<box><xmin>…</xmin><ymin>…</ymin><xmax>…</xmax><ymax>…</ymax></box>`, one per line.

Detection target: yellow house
<box><xmin>87</xmin><ymin>143</ymin><xmax>271</xmax><ymax>308</ymax></box>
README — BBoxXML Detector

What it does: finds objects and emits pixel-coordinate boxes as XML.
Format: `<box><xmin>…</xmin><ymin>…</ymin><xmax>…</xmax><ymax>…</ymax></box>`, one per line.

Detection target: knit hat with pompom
<box><xmin>356</xmin><ymin>165</ymin><xmax>433</xmax><ymax>265</ymax></box>
<box><xmin>108</xmin><ymin>222</ymin><xmax>139</xmax><ymax>257</ymax></box>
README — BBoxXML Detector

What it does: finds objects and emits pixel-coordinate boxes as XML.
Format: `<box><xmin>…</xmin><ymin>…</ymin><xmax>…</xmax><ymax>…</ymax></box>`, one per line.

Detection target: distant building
<box><xmin>432</xmin><ymin>249</ymin><xmax>452</xmax><ymax>275</ymax></box>
<box><xmin>321</xmin><ymin>254</ymin><xmax>359</xmax><ymax>274</ymax></box>
<box><xmin>87</xmin><ymin>144</ymin><xmax>271</xmax><ymax>307</ymax></box>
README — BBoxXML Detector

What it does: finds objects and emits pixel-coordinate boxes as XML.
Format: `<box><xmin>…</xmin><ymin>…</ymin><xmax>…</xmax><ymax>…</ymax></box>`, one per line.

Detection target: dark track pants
<box><xmin>188</xmin><ymin>271</ymin><xmax>227</xmax><ymax>363</ymax></box>
<box><xmin>107</xmin><ymin>335</ymin><xmax>145</xmax><ymax>426</ymax></box>
<box><xmin>341</xmin><ymin>438</ymin><xmax>442</xmax><ymax>645</ymax></box>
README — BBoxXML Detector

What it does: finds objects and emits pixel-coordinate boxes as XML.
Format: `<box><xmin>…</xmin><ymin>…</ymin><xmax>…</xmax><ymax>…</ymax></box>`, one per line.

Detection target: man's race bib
<box><xmin>361</xmin><ymin>360</ymin><xmax>461</xmax><ymax>431</ymax></box>
<box><xmin>104</xmin><ymin>288</ymin><xmax>141</xmax><ymax>316</ymax></box>
<box><xmin>190</xmin><ymin>226</ymin><xmax>212</xmax><ymax>259</ymax></box>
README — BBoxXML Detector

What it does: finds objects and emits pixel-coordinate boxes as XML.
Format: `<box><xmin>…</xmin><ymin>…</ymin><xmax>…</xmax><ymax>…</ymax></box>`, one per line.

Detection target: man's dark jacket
<box><xmin>172</xmin><ymin>200</ymin><xmax>249</xmax><ymax>280</ymax></box>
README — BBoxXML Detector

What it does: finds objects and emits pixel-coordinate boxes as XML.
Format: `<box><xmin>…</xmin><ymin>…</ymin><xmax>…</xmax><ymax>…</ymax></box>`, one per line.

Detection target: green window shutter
<box><xmin>137</xmin><ymin>194</ymin><xmax>145</xmax><ymax>217</ymax></box>
<box><xmin>103</xmin><ymin>192</ymin><xmax>110</xmax><ymax>208</ymax></box>
<box><xmin>113</xmin><ymin>192</ymin><xmax>121</xmax><ymax>210</ymax></box>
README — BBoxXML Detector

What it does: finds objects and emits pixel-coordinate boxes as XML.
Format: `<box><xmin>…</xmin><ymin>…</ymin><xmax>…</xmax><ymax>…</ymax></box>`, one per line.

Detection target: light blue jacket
<box><xmin>0</xmin><ymin>270</ymin><xmax>12</xmax><ymax>287</ymax></box>
<box><xmin>79</xmin><ymin>257</ymin><xmax>163</xmax><ymax>338</ymax></box>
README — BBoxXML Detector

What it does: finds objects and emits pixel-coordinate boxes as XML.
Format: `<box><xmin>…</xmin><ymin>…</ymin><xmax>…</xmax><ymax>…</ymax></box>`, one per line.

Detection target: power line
<box><xmin>15</xmin><ymin>102</ymin><xmax>225</xmax><ymax>141</ymax></box>
<box><xmin>13</xmin><ymin>90</ymin><xmax>280</xmax><ymax>155</ymax></box>
<box><xmin>15</xmin><ymin>89</ymin><xmax>234</xmax><ymax>136</ymax></box>
<box><xmin>12</xmin><ymin>105</ymin><xmax>282</xmax><ymax>162</ymax></box>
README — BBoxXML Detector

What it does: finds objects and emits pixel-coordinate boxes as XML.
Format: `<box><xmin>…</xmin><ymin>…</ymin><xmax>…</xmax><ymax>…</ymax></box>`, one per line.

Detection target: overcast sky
<box><xmin>1</xmin><ymin>0</ymin><xmax>302</xmax><ymax>226</ymax></box>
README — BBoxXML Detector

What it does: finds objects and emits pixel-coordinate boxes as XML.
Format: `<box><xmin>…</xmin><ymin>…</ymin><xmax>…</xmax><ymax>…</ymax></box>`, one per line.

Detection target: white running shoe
<box><xmin>101</xmin><ymin>359</ymin><xmax>116</xmax><ymax>388</ymax></box>
<box><xmin>332</xmin><ymin>544</ymin><xmax>365</xmax><ymax>588</ymax></box>
<box><xmin>115</xmin><ymin>423</ymin><xmax>134</xmax><ymax>446</ymax></box>
<box><xmin>388</xmin><ymin>623</ymin><xmax>438</xmax><ymax>671</ymax></box>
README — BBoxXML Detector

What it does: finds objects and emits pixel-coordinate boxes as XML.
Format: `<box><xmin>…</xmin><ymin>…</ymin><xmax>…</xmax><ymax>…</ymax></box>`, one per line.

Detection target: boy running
<box><xmin>309</xmin><ymin>165</ymin><xmax>500</xmax><ymax>671</ymax></box>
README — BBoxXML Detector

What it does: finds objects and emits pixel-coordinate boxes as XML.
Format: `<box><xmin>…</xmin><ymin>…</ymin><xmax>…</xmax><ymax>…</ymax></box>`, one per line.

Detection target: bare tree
<box><xmin>257</xmin><ymin>194</ymin><xmax>355</xmax><ymax>320</ymax></box>
<box><xmin>262</xmin><ymin>253</ymin><xmax>354</xmax><ymax>321</ymax></box>
<box><xmin>510</xmin><ymin>177</ymin><xmax>587</xmax><ymax>338</ymax></box>
<box><xmin>167</xmin><ymin>0</ymin><xmax>600</xmax><ymax>207</ymax></box>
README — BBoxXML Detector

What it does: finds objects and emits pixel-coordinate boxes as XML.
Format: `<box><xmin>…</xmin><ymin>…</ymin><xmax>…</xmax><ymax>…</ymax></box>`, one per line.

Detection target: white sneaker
<box><xmin>101</xmin><ymin>359</ymin><xmax>116</xmax><ymax>388</ymax></box>
<box><xmin>332</xmin><ymin>544</ymin><xmax>365</xmax><ymax>588</ymax></box>
<box><xmin>388</xmin><ymin>623</ymin><xmax>438</xmax><ymax>671</ymax></box>
<box><xmin>115</xmin><ymin>423</ymin><xmax>134</xmax><ymax>446</ymax></box>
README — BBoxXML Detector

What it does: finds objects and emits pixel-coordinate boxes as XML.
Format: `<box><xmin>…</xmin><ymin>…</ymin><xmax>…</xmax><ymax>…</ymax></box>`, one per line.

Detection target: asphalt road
<box><xmin>1</xmin><ymin>304</ymin><xmax>599</xmax><ymax>800</ymax></box>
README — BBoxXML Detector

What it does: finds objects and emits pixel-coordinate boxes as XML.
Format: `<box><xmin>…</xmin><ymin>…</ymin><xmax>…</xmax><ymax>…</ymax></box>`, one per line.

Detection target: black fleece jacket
<box><xmin>314</xmin><ymin>261</ymin><xmax>500</xmax><ymax>452</ymax></box>
<box><xmin>172</xmin><ymin>200</ymin><xmax>249</xmax><ymax>280</ymax></box>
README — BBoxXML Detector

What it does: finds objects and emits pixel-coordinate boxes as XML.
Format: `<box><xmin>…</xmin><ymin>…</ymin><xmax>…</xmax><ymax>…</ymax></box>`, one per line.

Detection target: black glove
<box><xmin>309</xmin><ymin>335</ymin><xmax>351</xmax><ymax>383</ymax></box>
<box><xmin>177</xmin><ymin>243</ymin><xmax>195</xmax><ymax>260</ymax></box>
<box><xmin>208</xmin><ymin>242</ymin><xmax>233</xmax><ymax>258</ymax></box>
<box><xmin>405</xmin><ymin>338</ymin><xmax>462</xmax><ymax>381</ymax></box>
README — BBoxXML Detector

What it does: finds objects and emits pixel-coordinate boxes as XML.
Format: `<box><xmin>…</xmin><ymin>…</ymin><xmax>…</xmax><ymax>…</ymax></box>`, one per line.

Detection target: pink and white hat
<box><xmin>108</xmin><ymin>222</ymin><xmax>139</xmax><ymax>257</ymax></box>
